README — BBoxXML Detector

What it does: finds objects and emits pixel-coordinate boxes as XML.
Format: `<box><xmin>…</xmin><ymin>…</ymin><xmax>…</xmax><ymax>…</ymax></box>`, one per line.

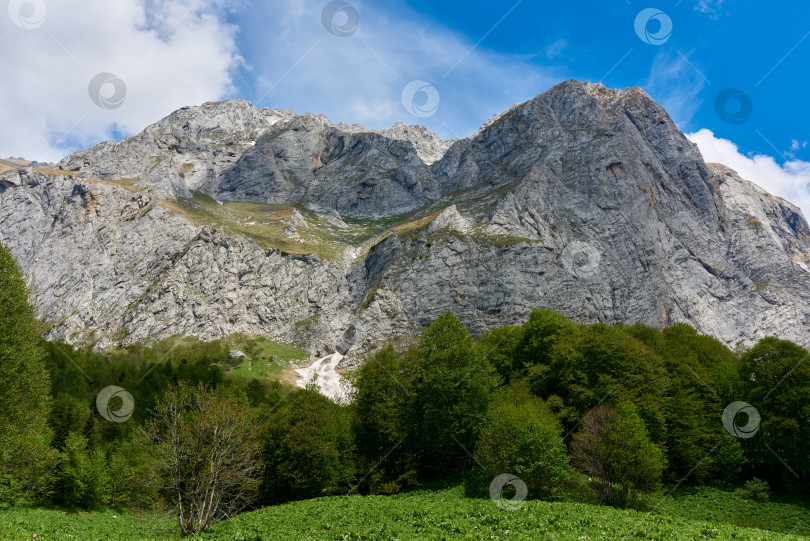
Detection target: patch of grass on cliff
<box><xmin>161</xmin><ymin>192</ymin><xmax>312</xmax><ymax>254</ymax></box>
<box><xmin>753</xmin><ymin>280</ymin><xmax>770</xmax><ymax>293</ymax></box>
<box><xmin>88</xmin><ymin>177</ymin><xmax>143</xmax><ymax>192</ymax></box>
<box><xmin>746</xmin><ymin>216</ymin><xmax>763</xmax><ymax>230</ymax></box>
<box><xmin>360</xmin><ymin>282</ymin><xmax>379</xmax><ymax>310</ymax></box>
<box><xmin>36</xmin><ymin>167</ymin><xmax>76</xmax><ymax>176</ymax></box>
<box><xmin>357</xmin><ymin>206</ymin><xmax>446</xmax><ymax>248</ymax></box>
<box><xmin>161</xmin><ymin>192</ymin><xmax>352</xmax><ymax>259</ymax></box>
<box><xmin>293</xmin><ymin>315</ymin><xmax>319</xmax><ymax>330</ymax></box>
<box><xmin>223</xmin><ymin>333</ymin><xmax>308</xmax><ymax>364</ymax></box>
<box><xmin>162</xmin><ymin>191</ymin><xmax>455</xmax><ymax>261</ymax></box>
<box><xmin>161</xmin><ymin>180</ymin><xmax>542</xmax><ymax>262</ymax></box>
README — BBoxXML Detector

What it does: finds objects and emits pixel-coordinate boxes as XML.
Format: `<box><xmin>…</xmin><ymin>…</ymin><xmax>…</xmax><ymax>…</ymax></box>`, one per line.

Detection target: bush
<box><xmin>475</xmin><ymin>385</ymin><xmax>571</xmax><ymax>498</ymax></box>
<box><xmin>106</xmin><ymin>438</ymin><xmax>159</xmax><ymax>510</ymax></box>
<box><xmin>741</xmin><ymin>337</ymin><xmax>810</xmax><ymax>492</ymax></box>
<box><xmin>475</xmin><ymin>325</ymin><xmax>522</xmax><ymax>383</ymax></box>
<box><xmin>572</xmin><ymin>402</ymin><xmax>665</xmax><ymax>508</ymax></box>
<box><xmin>352</xmin><ymin>314</ymin><xmax>499</xmax><ymax>486</ymax></box>
<box><xmin>353</xmin><ymin>345</ymin><xmax>418</xmax><ymax>494</ymax></box>
<box><xmin>737</xmin><ymin>478</ymin><xmax>770</xmax><ymax>502</ymax></box>
<box><xmin>53</xmin><ymin>432</ymin><xmax>111</xmax><ymax>509</ymax></box>
<box><xmin>627</xmin><ymin>323</ymin><xmax>743</xmax><ymax>484</ymax></box>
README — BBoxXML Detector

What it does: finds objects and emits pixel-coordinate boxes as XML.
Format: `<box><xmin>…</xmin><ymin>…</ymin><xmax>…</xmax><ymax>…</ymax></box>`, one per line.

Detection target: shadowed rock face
<box><xmin>2</xmin><ymin>80</ymin><xmax>809</xmax><ymax>364</ymax></box>
<box><xmin>215</xmin><ymin>117</ymin><xmax>438</xmax><ymax>217</ymax></box>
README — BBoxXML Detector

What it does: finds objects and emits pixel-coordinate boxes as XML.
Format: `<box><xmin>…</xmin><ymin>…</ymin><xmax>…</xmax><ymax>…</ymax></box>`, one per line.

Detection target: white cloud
<box><xmin>0</xmin><ymin>0</ymin><xmax>240</xmax><ymax>161</ymax></box>
<box><xmin>239</xmin><ymin>0</ymin><xmax>561</xmax><ymax>140</ymax></box>
<box><xmin>0</xmin><ymin>0</ymin><xmax>563</xmax><ymax>160</ymax></box>
<box><xmin>695</xmin><ymin>0</ymin><xmax>725</xmax><ymax>18</ymax></box>
<box><xmin>644</xmin><ymin>50</ymin><xmax>707</xmax><ymax>129</ymax></box>
<box><xmin>543</xmin><ymin>39</ymin><xmax>568</xmax><ymax>60</ymax></box>
<box><xmin>687</xmin><ymin>128</ymin><xmax>810</xmax><ymax>218</ymax></box>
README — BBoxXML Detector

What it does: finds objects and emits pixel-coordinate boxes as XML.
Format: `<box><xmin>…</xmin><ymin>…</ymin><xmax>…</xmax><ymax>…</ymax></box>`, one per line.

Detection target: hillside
<box><xmin>1</xmin><ymin>80</ymin><xmax>809</xmax><ymax>362</ymax></box>
<box><xmin>2</xmin><ymin>484</ymin><xmax>807</xmax><ymax>540</ymax></box>
<box><xmin>0</xmin><ymin>157</ymin><xmax>32</xmax><ymax>173</ymax></box>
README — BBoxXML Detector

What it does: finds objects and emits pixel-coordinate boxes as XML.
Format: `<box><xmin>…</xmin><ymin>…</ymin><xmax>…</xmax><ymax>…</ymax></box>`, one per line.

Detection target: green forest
<box><xmin>1</xmin><ymin>240</ymin><xmax>809</xmax><ymax>539</ymax></box>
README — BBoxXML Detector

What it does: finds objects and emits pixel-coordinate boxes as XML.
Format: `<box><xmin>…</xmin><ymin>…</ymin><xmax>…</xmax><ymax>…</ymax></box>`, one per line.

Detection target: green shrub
<box><xmin>741</xmin><ymin>337</ymin><xmax>810</xmax><ymax>492</ymax></box>
<box><xmin>475</xmin><ymin>325</ymin><xmax>522</xmax><ymax>383</ymax></box>
<box><xmin>572</xmin><ymin>402</ymin><xmax>665</xmax><ymax>508</ymax></box>
<box><xmin>737</xmin><ymin>477</ymin><xmax>770</xmax><ymax>502</ymax></box>
<box><xmin>53</xmin><ymin>432</ymin><xmax>111</xmax><ymax>509</ymax></box>
<box><xmin>475</xmin><ymin>384</ymin><xmax>571</xmax><ymax>498</ymax></box>
<box><xmin>106</xmin><ymin>438</ymin><xmax>159</xmax><ymax>510</ymax></box>
<box><xmin>353</xmin><ymin>345</ymin><xmax>418</xmax><ymax>494</ymax></box>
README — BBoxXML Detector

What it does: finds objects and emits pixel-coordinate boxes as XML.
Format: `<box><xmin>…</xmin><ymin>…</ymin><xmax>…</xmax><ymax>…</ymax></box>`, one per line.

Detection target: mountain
<box><xmin>2</xmin><ymin>80</ymin><xmax>809</xmax><ymax>363</ymax></box>
<box><xmin>0</xmin><ymin>157</ymin><xmax>52</xmax><ymax>173</ymax></box>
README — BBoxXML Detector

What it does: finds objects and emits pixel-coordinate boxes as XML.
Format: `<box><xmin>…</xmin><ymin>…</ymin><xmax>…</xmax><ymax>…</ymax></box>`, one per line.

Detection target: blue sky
<box><xmin>224</xmin><ymin>0</ymin><xmax>810</xmax><ymax>160</ymax></box>
<box><xmin>1</xmin><ymin>0</ymin><xmax>809</xmax><ymax>211</ymax></box>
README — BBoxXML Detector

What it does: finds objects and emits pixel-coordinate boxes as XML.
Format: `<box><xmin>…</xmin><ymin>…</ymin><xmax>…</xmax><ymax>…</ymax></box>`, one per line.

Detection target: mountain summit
<box><xmin>2</xmin><ymin>80</ymin><xmax>809</xmax><ymax>360</ymax></box>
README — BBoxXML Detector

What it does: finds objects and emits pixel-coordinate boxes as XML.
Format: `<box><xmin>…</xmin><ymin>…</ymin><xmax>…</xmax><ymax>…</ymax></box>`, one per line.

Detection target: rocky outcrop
<box><xmin>376</xmin><ymin>122</ymin><xmax>456</xmax><ymax>165</ymax></box>
<box><xmin>2</xmin><ymin>80</ymin><xmax>809</xmax><ymax>365</ymax></box>
<box><xmin>428</xmin><ymin>205</ymin><xmax>472</xmax><ymax>234</ymax></box>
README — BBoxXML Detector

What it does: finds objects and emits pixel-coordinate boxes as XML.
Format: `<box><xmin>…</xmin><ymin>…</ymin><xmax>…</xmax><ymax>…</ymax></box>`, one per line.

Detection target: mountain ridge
<box><xmin>2</xmin><ymin>79</ymin><xmax>809</xmax><ymax>363</ymax></box>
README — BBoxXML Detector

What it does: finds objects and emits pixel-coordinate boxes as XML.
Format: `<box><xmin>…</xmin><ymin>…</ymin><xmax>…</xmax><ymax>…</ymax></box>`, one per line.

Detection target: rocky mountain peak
<box><xmin>2</xmin><ymin>80</ymin><xmax>809</xmax><ymax>362</ymax></box>
<box><xmin>376</xmin><ymin>122</ymin><xmax>454</xmax><ymax>165</ymax></box>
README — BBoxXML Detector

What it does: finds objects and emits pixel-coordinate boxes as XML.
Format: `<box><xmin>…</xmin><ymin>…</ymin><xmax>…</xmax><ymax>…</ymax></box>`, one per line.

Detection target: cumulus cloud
<box><xmin>687</xmin><ymin>128</ymin><xmax>810</xmax><ymax>218</ymax></box>
<box><xmin>0</xmin><ymin>0</ymin><xmax>240</xmax><ymax>161</ymax></box>
<box><xmin>0</xmin><ymin>0</ymin><xmax>562</xmax><ymax>160</ymax></box>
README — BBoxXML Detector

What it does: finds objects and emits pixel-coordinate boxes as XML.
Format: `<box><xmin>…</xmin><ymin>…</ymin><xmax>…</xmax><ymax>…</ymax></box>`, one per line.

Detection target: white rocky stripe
<box><xmin>295</xmin><ymin>353</ymin><xmax>354</xmax><ymax>404</ymax></box>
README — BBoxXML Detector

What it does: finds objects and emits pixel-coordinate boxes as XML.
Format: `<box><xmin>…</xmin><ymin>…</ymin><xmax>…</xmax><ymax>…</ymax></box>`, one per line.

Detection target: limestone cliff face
<box><xmin>2</xmin><ymin>80</ymin><xmax>809</xmax><ymax>362</ymax></box>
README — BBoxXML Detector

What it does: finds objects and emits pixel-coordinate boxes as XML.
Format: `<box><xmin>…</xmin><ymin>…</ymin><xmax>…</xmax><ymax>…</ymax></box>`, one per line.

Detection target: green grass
<box><xmin>0</xmin><ymin>508</ymin><xmax>177</xmax><ymax>540</ymax></box>
<box><xmin>2</xmin><ymin>485</ymin><xmax>807</xmax><ymax>540</ymax></box>
<box><xmin>101</xmin><ymin>333</ymin><xmax>309</xmax><ymax>383</ymax></box>
<box><xmin>220</xmin><ymin>333</ymin><xmax>309</xmax><ymax>382</ymax></box>
<box><xmin>159</xmin><ymin>192</ymin><xmax>474</xmax><ymax>261</ymax></box>
<box><xmin>222</xmin><ymin>333</ymin><xmax>309</xmax><ymax>364</ymax></box>
<box><xmin>227</xmin><ymin>357</ymin><xmax>288</xmax><ymax>379</ymax></box>
<box><xmin>653</xmin><ymin>485</ymin><xmax>810</xmax><ymax>537</ymax></box>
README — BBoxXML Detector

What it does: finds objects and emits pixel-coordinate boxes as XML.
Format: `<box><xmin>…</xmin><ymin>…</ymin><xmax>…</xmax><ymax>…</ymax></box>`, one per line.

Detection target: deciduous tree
<box><xmin>145</xmin><ymin>382</ymin><xmax>262</xmax><ymax>534</ymax></box>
